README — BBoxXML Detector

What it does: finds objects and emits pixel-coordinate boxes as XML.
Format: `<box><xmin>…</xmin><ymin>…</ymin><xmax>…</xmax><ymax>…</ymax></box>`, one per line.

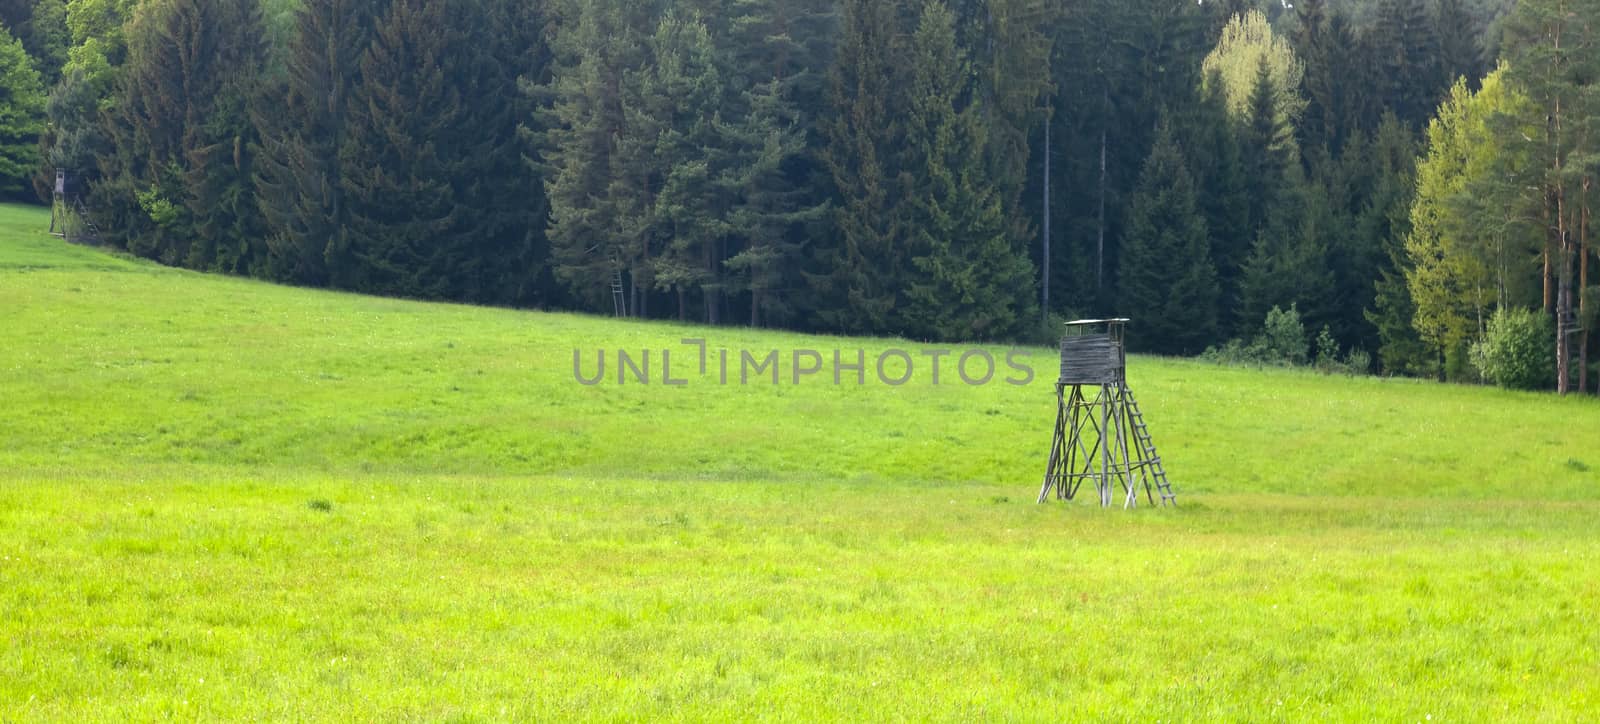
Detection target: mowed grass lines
<box><xmin>1</xmin><ymin>203</ymin><xmax>1598</xmax><ymax>719</ymax></box>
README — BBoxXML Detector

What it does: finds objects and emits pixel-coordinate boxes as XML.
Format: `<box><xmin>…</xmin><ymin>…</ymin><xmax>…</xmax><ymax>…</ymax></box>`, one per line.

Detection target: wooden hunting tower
<box><xmin>1038</xmin><ymin>319</ymin><xmax>1176</xmax><ymax>508</ymax></box>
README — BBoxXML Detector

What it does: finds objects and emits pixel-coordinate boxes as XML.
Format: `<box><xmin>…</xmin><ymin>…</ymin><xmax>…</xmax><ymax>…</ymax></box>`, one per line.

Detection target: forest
<box><xmin>1</xmin><ymin>0</ymin><xmax>1595</xmax><ymax>392</ymax></box>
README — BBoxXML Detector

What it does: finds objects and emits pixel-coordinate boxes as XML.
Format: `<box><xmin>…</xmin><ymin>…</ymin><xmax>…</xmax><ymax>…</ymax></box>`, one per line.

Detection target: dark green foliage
<box><xmin>539</xmin><ymin>0</ymin><xmax>653</xmax><ymax>313</ymax></box>
<box><xmin>92</xmin><ymin>0</ymin><xmax>268</xmax><ymax>272</ymax></box>
<box><xmin>254</xmin><ymin>0</ymin><xmax>380</xmax><ymax>286</ymax></box>
<box><xmin>1471</xmin><ymin>307</ymin><xmax>1554</xmax><ymax>389</ymax></box>
<box><xmin>1235</xmin><ymin>54</ymin><xmax>1336</xmax><ymax>333</ymax></box>
<box><xmin>626</xmin><ymin>11</ymin><xmax>724</xmax><ymax>319</ymax></box>
<box><xmin>33</xmin><ymin>0</ymin><xmax>1546</xmax><ymax>367</ymax></box>
<box><xmin>336</xmin><ymin>0</ymin><xmax>538</xmax><ymax>304</ymax></box>
<box><xmin>1355</xmin><ymin>114</ymin><xmax>1429</xmax><ymax>372</ymax></box>
<box><xmin>1435</xmin><ymin>0</ymin><xmax>1485</xmax><ymax>88</ymax></box>
<box><xmin>961</xmin><ymin>0</ymin><xmax>1052</xmax><ymax>264</ymax></box>
<box><xmin>1294</xmin><ymin>0</ymin><xmax>1370</xmax><ymax>155</ymax></box>
<box><xmin>896</xmin><ymin>0</ymin><xmax>1034</xmax><ymax>341</ymax></box>
<box><xmin>1239</xmin><ymin>56</ymin><xmax>1290</xmax><ymax>243</ymax></box>
<box><xmin>810</xmin><ymin>0</ymin><xmax>906</xmax><ymax>334</ymax></box>
<box><xmin>1118</xmin><ymin>122</ymin><xmax>1218</xmax><ymax>355</ymax></box>
<box><xmin>1368</xmin><ymin>0</ymin><xmax>1445</xmax><ymax>128</ymax></box>
<box><xmin>23</xmin><ymin>0</ymin><xmax>69</xmax><ymax>85</ymax></box>
<box><xmin>1042</xmin><ymin>0</ymin><xmax>1211</xmax><ymax>316</ymax></box>
<box><xmin>1239</xmin><ymin>179</ymin><xmax>1337</xmax><ymax>332</ymax></box>
<box><xmin>720</xmin><ymin>0</ymin><xmax>833</xmax><ymax>327</ymax></box>
<box><xmin>1181</xmin><ymin>70</ymin><xmax>1249</xmax><ymax>331</ymax></box>
<box><xmin>0</xmin><ymin>24</ymin><xmax>43</xmax><ymax>198</ymax></box>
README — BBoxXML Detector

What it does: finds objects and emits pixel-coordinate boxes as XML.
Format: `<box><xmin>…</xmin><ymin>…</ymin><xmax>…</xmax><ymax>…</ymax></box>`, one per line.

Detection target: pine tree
<box><xmin>897</xmin><ymin>0</ymin><xmax>1034</xmax><ymax>341</ymax></box>
<box><xmin>1497</xmin><ymin>0</ymin><xmax>1600</xmax><ymax>393</ymax></box>
<box><xmin>0</xmin><ymin>24</ymin><xmax>44</xmax><ymax>199</ymax></box>
<box><xmin>810</xmin><ymin>0</ymin><xmax>907</xmax><ymax>334</ymax></box>
<box><xmin>1119</xmin><ymin>122</ymin><xmax>1218</xmax><ymax>355</ymax></box>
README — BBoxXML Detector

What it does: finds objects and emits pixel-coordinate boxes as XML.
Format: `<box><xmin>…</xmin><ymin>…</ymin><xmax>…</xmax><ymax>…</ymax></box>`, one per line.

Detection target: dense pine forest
<box><xmin>4</xmin><ymin>0</ymin><xmax>1598</xmax><ymax>392</ymax></box>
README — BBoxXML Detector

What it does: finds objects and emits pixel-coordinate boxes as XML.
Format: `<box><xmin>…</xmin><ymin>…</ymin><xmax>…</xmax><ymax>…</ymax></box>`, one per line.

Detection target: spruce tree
<box><xmin>897</xmin><ymin>0</ymin><xmax>1033</xmax><ymax>341</ymax></box>
<box><xmin>1183</xmin><ymin>69</ymin><xmax>1250</xmax><ymax>331</ymax></box>
<box><xmin>24</xmin><ymin>0</ymin><xmax>69</xmax><ymax>86</ymax></box>
<box><xmin>1434</xmin><ymin>0</ymin><xmax>1483</xmax><ymax>89</ymax></box>
<box><xmin>810</xmin><ymin>0</ymin><xmax>907</xmax><ymax>334</ymax></box>
<box><xmin>453</xmin><ymin>0</ymin><xmax>546</xmax><ymax>305</ymax></box>
<box><xmin>622</xmin><ymin>11</ymin><xmax>725</xmax><ymax>321</ymax></box>
<box><xmin>1368</xmin><ymin>0</ymin><xmax>1445</xmax><ymax>127</ymax></box>
<box><xmin>720</xmin><ymin>0</ymin><xmax>832</xmax><ymax>327</ymax></box>
<box><xmin>1119</xmin><ymin>122</ymin><xmax>1218</xmax><ymax>355</ymax></box>
<box><xmin>254</xmin><ymin>0</ymin><xmax>379</xmax><ymax>286</ymax></box>
<box><xmin>180</xmin><ymin>0</ymin><xmax>270</xmax><ymax>274</ymax></box>
<box><xmin>92</xmin><ymin>0</ymin><xmax>268</xmax><ymax>270</ymax></box>
<box><xmin>963</xmin><ymin>0</ymin><xmax>1053</xmax><ymax>259</ymax></box>
<box><xmin>1240</xmin><ymin>176</ymin><xmax>1337</xmax><ymax>333</ymax></box>
<box><xmin>1239</xmin><ymin>56</ymin><xmax>1291</xmax><ymax>245</ymax></box>
<box><xmin>336</xmin><ymin>0</ymin><xmax>472</xmax><ymax>298</ymax></box>
<box><xmin>1294</xmin><ymin>0</ymin><xmax>1370</xmax><ymax>155</ymax></box>
<box><xmin>1235</xmin><ymin>50</ymin><xmax>1333</xmax><ymax>332</ymax></box>
<box><xmin>538</xmin><ymin>0</ymin><xmax>650</xmax><ymax>313</ymax></box>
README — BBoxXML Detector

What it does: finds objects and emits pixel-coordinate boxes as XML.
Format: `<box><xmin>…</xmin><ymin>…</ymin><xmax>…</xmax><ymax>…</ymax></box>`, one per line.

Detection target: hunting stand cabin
<box><xmin>1038</xmin><ymin>319</ymin><xmax>1176</xmax><ymax>508</ymax></box>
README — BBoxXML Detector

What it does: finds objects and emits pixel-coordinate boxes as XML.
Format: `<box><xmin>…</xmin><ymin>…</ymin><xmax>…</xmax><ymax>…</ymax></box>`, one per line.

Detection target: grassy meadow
<box><xmin>2</xmin><ymin>202</ymin><xmax>1599</xmax><ymax>719</ymax></box>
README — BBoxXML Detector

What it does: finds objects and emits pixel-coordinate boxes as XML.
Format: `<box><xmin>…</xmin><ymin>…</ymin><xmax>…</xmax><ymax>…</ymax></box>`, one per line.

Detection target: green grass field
<box><xmin>3</xmin><ymin>202</ymin><xmax>1598</xmax><ymax>719</ymax></box>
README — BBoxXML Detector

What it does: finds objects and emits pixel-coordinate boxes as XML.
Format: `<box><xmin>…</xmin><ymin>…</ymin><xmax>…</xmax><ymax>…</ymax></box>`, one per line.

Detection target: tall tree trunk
<box><xmin>1555</xmin><ymin>76</ymin><xmax>1571</xmax><ymax>395</ymax></box>
<box><xmin>704</xmin><ymin>235</ymin><xmax>715</xmax><ymax>325</ymax></box>
<box><xmin>1544</xmin><ymin>192</ymin><xmax>1555</xmax><ymax>314</ymax></box>
<box><xmin>1582</xmin><ymin>179</ymin><xmax>1590</xmax><ymax>394</ymax></box>
<box><xmin>1042</xmin><ymin>107</ymin><xmax>1050</xmax><ymax>320</ymax></box>
<box><xmin>1096</xmin><ymin>123</ymin><xmax>1106</xmax><ymax>293</ymax></box>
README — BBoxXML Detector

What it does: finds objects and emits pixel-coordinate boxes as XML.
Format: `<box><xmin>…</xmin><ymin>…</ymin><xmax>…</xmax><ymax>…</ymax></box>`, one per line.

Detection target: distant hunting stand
<box><xmin>49</xmin><ymin>170</ymin><xmax>103</xmax><ymax>246</ymax></box>
<box><xmin>1039</xmin><ymin>319</ymin><xmax>1176</xmax><ymax>508</ymax></box>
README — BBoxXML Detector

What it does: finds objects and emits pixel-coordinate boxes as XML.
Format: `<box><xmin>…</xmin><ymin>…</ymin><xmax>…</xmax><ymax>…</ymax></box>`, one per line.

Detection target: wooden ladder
<box><xmin>609</xmin><ymin>264</ymin><xmax>626</xmax><ymax>318</ymax></box>
<box><xmin>1123</xmin><ymin>386</ymin><xmax>1176</xmax><ymax>507</ymax></box>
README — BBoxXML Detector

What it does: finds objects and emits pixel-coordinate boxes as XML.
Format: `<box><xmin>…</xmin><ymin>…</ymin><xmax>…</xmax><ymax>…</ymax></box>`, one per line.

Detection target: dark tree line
<box><xmin>9</xmin><ymin>0</ymin><xmax>1596</xmax><ymax>389</ymax></box>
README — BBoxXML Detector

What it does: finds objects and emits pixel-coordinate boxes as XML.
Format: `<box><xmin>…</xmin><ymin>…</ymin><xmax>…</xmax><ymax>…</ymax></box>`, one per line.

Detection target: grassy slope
<box><xmin>2</xmin><ymin>203</ymin><xmax>1597</xmax><ymax>719</ymax></box>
